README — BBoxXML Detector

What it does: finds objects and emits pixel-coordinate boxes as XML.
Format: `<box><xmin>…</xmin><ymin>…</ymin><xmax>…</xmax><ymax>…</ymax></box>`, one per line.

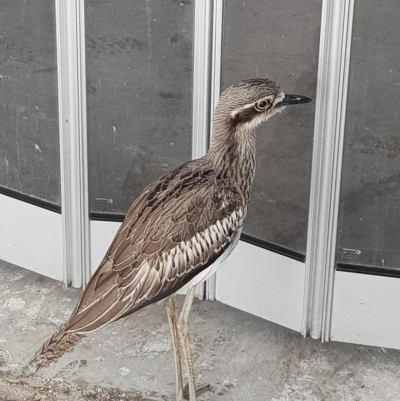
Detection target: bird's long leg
<box><xmin>167</xmin><ymin>294</ymin><xmax>184</xmax><ymax>400</ymax></box>
<box><xmin>177</xmin><ymin>287</ymin><xmax>197</xmax><ymax>401</ymax></box>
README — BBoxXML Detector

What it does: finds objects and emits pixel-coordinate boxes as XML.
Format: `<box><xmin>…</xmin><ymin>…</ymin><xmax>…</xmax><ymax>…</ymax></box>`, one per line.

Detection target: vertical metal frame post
<box><xmin>205</xmin><ymin>0</ymin><xmax>224</xmax><ymax>301</ymax></box>
<box><xmin>55</xmin><ymin>0</ymin><xmax>90</xmax><ymax>288</ymax></box>
<box><xmin>192</xmin><ymin>0</ymin><xmax>213</xmax><ymax>299</ymax></box>
<box><xmin>303</xmin><ymin>0</ymin><xmax>355</xmax><ymax>340</ymax></box>
<box><xmin>192</xmin><ymin>0</ymin><xmax>224</xmax><ymax>300</ymax></box>
<box><xmin>192</xmin><ymin>0</ymin><xmax>213</xmax><ymax>162</ymax></box>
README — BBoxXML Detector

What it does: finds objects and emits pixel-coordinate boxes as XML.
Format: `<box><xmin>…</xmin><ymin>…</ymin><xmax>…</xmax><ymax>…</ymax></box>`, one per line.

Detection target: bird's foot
<box><xmin>182</xmin><ymin>383</ymin><xmax>211</xmax><ymax>400</ymax></box>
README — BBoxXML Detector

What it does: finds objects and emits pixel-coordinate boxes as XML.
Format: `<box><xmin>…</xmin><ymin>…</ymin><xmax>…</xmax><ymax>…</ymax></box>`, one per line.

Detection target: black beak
<box><xmin>280</xmin><ymin>94</ymin><xmax>313</xmax><ymax>105</ymax></box>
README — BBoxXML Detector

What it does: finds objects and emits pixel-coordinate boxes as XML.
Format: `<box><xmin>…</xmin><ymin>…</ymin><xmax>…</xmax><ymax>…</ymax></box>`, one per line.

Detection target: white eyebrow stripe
<box><xmin>230</xmin><ymin>103</ymin><xmax>255</xmax><ymax>118</ymax></box>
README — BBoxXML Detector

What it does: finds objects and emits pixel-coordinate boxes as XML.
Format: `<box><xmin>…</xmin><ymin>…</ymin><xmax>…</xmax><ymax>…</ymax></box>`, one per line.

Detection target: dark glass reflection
<box><xmin>86</xmin><ymin>1</ymin><xmax>193</xmax><ymax>214</ymax></box>
<box><xmin>0</xmin><ymin>1</ymin><xmax>59</xmax><ymax>205</ymax></box>
<box><xmin>222</xmin><ymin>0</ymin><xmax>321</xmax><ymax>253</ymax></box>
<box><xmin>336</xmin><ymin>0</ymin><xmax>400</xmax><ymax>269</ymax></box>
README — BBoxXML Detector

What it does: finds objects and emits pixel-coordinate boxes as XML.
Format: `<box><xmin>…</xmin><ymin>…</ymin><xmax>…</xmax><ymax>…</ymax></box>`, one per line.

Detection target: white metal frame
<box><xmin>55</xmin><ymin>0</ymin><xmax>90</xmax><ymax>288</ymax></box>
<box><xmin>192</xmin><ymin>0</ymin><xmax>213</xmax><ymax>161</ymax></box>
<box><xmin>191</xmin><ymin>0</ymin><xmax>213</xmax><ymax>299</ymax></box>
<box><xmin>303</xmin><ymin>0</ymin><xmax>355</xmax><ymax>341</ymax></box>
<box><xmin>192</xmin><ymin>0</ymin><xmax>225</xmax><ymax>300</ymax></box>
<box><xmin>206</xmin><ymin>0</ymin><xmax>224</xmax><ymax>301</ymax></box>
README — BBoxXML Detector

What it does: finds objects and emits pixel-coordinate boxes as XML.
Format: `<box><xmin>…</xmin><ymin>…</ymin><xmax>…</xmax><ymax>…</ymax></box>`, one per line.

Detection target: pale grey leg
<box><xmin>177</xmin><ymin>287</ymin><xmax>197</xmax><ymax>401</ymax></box>
<box><xmin>167</xmin><ymin>294</ymin><xmax>184</xmax><ymax>401</ymax></box>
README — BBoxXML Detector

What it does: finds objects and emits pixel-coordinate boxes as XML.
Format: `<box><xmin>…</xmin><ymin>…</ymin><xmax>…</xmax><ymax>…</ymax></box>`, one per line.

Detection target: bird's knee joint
<box><xmin>177</xmin><ymin>319</ymin><xmax>189</xmax><ymax>335</ymax></box>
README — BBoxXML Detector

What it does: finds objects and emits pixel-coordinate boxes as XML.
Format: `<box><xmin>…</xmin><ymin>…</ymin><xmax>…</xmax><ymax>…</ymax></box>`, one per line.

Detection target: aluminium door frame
<box><xmin>302</xmin><ymin>0</ymin><xmax>355</xmax><ymax>341</ymax></box>
<box><xmin>192</xmin><ymin>0</ymin><xmax>225</xmax><ymax>300</ymax></box>
<box><xmin>202</xmin><ymin>0</ymin><xmax>356</xmax><ymax>344</ymax></box>
<box><xmin>56</xmin><ymin>0</ymin><xmax>90</xmax><ymax>288</ymax></box>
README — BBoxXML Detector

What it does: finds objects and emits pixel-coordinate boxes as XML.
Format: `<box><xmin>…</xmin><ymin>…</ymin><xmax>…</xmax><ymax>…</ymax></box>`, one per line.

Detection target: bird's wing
<box><xmin>65</xmin><ymin>164</ymin><xmax>245</xmax><ymax>334</ymax></box>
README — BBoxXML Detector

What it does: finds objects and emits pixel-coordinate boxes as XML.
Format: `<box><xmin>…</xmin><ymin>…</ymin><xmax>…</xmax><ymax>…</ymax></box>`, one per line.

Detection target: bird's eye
<box><xmin>254</xmin><ymin>100</ymin><xmax>270</xmax><ymax>112</ymax></box>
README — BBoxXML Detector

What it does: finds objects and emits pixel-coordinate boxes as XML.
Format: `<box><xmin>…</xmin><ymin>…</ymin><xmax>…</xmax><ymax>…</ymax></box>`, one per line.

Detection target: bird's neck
<box><xmin>206</xmin><ymin>120</ymin><xmax>257</xmax><ymax>203</ymax></box>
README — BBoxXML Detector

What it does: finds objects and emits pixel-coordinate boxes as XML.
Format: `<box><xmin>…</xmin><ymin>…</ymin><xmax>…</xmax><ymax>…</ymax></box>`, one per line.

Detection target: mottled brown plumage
<box><xmin>31</xmin><ymin>158</ymin><xmax>245</xmax><ymax>370</ymax></box>
<box><xmin>30</xmin><ymin>78</ymin><xmax>311</xmax><ymax>400</ymax></box>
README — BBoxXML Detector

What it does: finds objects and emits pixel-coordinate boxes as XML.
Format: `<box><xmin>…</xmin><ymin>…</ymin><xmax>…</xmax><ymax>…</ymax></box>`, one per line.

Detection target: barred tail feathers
<box><xmin>29</xmin><ymin>323</ymin><xmax>85</xmax><ymax>371</ymax></box>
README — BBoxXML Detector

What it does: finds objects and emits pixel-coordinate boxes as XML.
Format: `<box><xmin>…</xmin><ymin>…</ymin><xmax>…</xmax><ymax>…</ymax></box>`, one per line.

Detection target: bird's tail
<box><xmin>29</xmin><ymin>323</ymin><xmax>85</xmax><ymax>371</ymax></box>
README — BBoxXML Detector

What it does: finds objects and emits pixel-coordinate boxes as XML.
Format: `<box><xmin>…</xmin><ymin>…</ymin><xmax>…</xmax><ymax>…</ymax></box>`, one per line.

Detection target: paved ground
<box><xmin>1</xmin><ymin>259</ymin><xmax>400</xmax><ymax>401</ymax></box>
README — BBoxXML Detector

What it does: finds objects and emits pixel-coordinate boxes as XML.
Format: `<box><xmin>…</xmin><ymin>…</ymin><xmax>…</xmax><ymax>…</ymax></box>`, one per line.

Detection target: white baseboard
<box><xmin>216</xmin><ymin>240</ymin><xmax>305</xmax><ymax>333</ymax></box>
<box><xmin>331</xmin><ymin>271</ymin><xmax>400</xmax><ymax>349</ymax></box>
<box><xmin>0</xmin><ymin>194</ymin><xmax>63</xmax><ymax>281</ymax></box>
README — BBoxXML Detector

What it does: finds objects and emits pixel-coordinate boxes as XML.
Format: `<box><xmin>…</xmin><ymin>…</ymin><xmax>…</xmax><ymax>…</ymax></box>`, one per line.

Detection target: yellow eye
<box><xmin>254</xmin><ymin>99</ymin><xmax>270</xmax><ymax>112</ymax></box>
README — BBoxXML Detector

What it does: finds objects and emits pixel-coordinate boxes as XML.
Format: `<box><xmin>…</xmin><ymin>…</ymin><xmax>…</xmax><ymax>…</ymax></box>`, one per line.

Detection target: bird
<box><xmin>30</xmin><ymin>78</ymin><xmax>311</xmax><ymax>401</ymax></box>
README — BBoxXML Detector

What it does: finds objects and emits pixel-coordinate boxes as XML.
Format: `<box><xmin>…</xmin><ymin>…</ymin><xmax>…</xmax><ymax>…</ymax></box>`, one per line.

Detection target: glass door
<box><xmin>85</xmin><ymin>1</ymin><xmax>195</xmax><ymax>276</ymax></box>
<box><xmin>215</xmin><ymin>0</ymin><xmax>321</xmax><ymax>332</ymax></box>
<box><xmin>335</xmin><ymin>0</ymin><xmax>400</xmax><ymax>271</ymax></box>
<box><xmin>84</xmin><ymin>0</ymin><xmax>323</xmax><ymax>331</ymax></box>
<box><xmin>0</xmin><ymin>1</ymin><xmax>63</xmax><ymax>281</ymax></box>
<box><xmin>330</xmin><ymin>0</ymin><xmax>400</xmax><ymax>348</ymax></box>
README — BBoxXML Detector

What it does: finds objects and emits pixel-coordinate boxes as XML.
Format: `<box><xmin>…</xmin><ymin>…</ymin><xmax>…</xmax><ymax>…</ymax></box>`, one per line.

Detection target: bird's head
<box><xmin>215</xmin><ymin>78</ymin><xmax>312</xmax><ymax>132</ymax></box>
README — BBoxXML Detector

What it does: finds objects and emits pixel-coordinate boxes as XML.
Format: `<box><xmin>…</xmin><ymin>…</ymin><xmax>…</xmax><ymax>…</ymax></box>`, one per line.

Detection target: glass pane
<box><xmin>336</xmin><ymin>0</ymin><xmax>400</xmax><ymax>269</ymax></box>
<box><xmin>86</xmin><ymin>1</ymin><xmax>193</xmax><ymax>215</ymax></box>
<box><xmin>0</xmin><ymin>1</ymin><xmax>60</xmax><ymax>205</ymax></box>
<box><xmin>222</xmin><ymin>0</ymin><xmax>321</xmax><ymax>253</ymax></box>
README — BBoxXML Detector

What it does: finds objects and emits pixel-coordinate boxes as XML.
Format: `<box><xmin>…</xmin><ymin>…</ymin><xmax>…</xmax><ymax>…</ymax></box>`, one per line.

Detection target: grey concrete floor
<box><xmin>1</xmin><ymin>260</ymin><xmax>400</xmax><ymax>401</ymax></box>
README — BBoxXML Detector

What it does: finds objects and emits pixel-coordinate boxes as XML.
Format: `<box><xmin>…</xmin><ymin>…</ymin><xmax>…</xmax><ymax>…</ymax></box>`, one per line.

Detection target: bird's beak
<box><xmin>280</xmin><ymin>94</ymin><xmax>313</xmax><ymax>105</ymax></box>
